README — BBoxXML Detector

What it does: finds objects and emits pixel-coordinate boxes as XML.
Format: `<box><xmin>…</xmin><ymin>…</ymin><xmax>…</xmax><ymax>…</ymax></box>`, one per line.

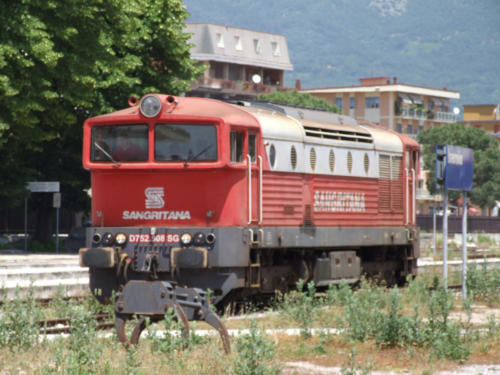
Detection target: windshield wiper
<box><xmin>94</xmin><ymin>141</ymin><xmax>120</xmax><ymax>167</ymax></box>
<box><xmin>184</xmin><ymin>144</ymin><xmax>213</xmax><ymax>167</ymax></box>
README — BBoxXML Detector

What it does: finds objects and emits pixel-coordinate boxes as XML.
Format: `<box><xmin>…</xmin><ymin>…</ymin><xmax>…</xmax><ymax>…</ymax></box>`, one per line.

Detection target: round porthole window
<box><xmin>290</xmin><ymin>145</ymin><xmax>297</xmax><ymax>170</ymax></box>
<box><xmin>347</xmin><ymin>151</ymin><xmax>353</xmax><ymax>173</ymax></box>
<box><xmin>329</xmin><ymin>150</ymin><xmax>335</xmax><ymax>173</ymax></box>
<box><xmin>269</xmin><ymin>144</ymin><xmax>276</xmax><ymax>168</ymax></box>
<box><xmin>310</xmin><ymin>148</ymin><xmax>317</xmax><ymax>171</ymax></box>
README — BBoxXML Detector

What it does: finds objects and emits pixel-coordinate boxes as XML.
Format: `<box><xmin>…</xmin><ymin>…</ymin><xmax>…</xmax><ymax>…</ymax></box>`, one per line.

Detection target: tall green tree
<box><xmin>0</xmin><ymin>0</ymin><xmax>203</xmax><ymax>241</ymax></box>
<box><xmin>417</xmin><ymin>123</ymin><xmax>500</xmax><ymax>209</ymax></box>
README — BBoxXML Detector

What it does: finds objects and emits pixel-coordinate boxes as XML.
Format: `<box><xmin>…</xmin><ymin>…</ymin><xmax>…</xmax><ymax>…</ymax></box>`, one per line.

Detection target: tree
<box><xmin>257</xmin><ymin>90</ymin><xmax>342</xmax><ymax>113</ymax></box>
<box><xmin>0</xmin><ymin>0</ymin><xmax>204</xmax><ymax>241</ymax></box>
<box><xmin>417</xmin><ymin>123</ymin><xmax>500</xmax><ymax>209</ymax></box>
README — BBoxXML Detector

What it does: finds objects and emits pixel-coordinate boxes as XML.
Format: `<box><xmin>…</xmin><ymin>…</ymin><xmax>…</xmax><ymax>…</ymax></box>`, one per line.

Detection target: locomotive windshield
<box><xmin>154</xmin><ymin>123</ymin><xmax>217</xmax><ymax>162</ymax></box>
<box><xmin>91</xmin><ymin>124</ymin><xmax>148</xmax><ymax>162</ymax></box>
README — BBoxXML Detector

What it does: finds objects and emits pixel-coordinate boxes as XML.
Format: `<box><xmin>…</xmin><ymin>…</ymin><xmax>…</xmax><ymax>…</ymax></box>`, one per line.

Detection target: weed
<box><xmin>324</xmin><ymin>279</ymin><xmax>353</xmax><ymax>306</ymax></box>
<box><xmin>279</xmin><ymin>279</ymin><xmax>318</xmax><ymax>338</ymax></box>
<box><xmin>0</xmin><ymin>285</ymin><xmax>42</xmax><ymax>350</ymax></box>
<box><xmin>340</xmin><ymin>344</ymin><xmax>373</xmax><ymax>375</ymax></box>
<box><xmin>466</xmin><ymin>262</ymin><xmax>500</xmax><ymax>304</ymax></box>
<box><xmin>234</xmin><ymin>319</ymin><xmax>279</xmax><ymax>375</ymax></box>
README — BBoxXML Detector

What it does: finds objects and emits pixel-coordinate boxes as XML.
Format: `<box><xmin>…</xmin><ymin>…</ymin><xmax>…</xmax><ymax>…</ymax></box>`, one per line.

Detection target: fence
<box><xmin>417</xmin><ymin>215</ymin><xmax>500</xmax><ymax>234</ymax></box>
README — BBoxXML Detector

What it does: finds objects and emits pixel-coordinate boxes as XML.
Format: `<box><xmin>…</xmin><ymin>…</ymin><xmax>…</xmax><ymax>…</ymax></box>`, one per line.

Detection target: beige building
<box><xmin>461</xmin><ymin>104</ymin><xmax>500</xmax><ymax>142</ymax></box>
<box><xmin>185</xmin><ymin>23</ymin><xmax>293</xmax><ymax>99</ymax></box>
<box><xmin>302</xmin><ymin>77</ymin><xmax>460</xmax><ymax>136</ymax></box>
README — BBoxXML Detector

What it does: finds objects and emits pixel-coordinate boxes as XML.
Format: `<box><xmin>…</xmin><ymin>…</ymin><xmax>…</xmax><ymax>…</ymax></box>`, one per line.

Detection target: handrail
<box><xmin>405</xmin><ymin>168</ymin><xmax>409</xmax><ymax>225</ymax></box>
<box><xmin>258</xmin><ymin>155</ymin><xmax>263</xmax><ymax>224</ymax></box>
<box><xmin>412</xmin><ymin>168</ymin><xmax>416</xmax><ymax>224</ymax></box>
<box><xmin>247</xmin><ymin>154</ymin><xmax>252</xmax><ymax>225</ymax></box>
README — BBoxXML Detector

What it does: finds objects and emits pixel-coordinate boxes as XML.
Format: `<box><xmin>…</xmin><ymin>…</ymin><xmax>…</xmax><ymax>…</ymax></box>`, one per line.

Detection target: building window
<box><xmin>336</xmin><ymin>97</ymin><xmax>342</xmax><ymax>108</ymax></box>
<box><xmin>253</xmin><ymin>39</ymin><xmax>262</xmax><ymax>54</ymax></box>
<box><xmin>365</xmin><ymin>97</ymin><xmax>380</xmax><ymax>108</ymax></box>
<box><xmin>407</xmin><ymin>124</ymin><xmax>413</xmax><ymax>134</ymax></box>
<box><xmin>271</xmin><ymin>41</ymin><xmax>280</xmax><ymax>56</ymax></box>
<box><xmin>216</xmin><ymin>33</ymin><xmax>224</xmax><ymax>48</ymax></box>
<box><xmin>396</xmin><ymin>123</ymin><xmax>402</xmax><ymax>133</ymax></box>
<box><xmin>350</xmin><ymin>97</ymin><xmax>355</xmax><ymax>109</ymax></box>
<box><xmin>234</xmin><ymin>35</ymin><xmax>243</xmax><ymax>51</ymax></box>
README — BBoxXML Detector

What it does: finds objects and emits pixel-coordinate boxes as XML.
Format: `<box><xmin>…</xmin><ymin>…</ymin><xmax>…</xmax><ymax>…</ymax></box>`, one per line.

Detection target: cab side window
<box><xmin>230</xmin><ymin>130</ymin><xmax>244</xmax><ymax>163</ymax></box>
<box><xmin>248</xmin><ymin>133</ymin><xmax>256</xmax><ymax>163</ymax></box>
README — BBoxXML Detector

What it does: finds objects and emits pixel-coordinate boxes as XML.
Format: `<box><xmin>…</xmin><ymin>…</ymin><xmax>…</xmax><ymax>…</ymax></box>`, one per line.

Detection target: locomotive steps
<box><xmin>0</xmin><ymin>253</ymin><xmax>88</xmax><ymax>300</ymax></box>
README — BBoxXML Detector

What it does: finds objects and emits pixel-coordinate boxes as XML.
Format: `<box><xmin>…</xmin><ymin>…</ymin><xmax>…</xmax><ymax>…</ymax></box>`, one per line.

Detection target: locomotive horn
<box><xmin>128</xmin><ymin>96</ymin><xmax>138</xmax><ymax>107</ymax></box>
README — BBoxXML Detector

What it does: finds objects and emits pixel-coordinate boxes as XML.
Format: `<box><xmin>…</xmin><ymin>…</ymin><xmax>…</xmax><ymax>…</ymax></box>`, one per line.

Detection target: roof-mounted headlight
<box><xmin>140</xmin><ymin>95</ymin><xmax>162</xmax><ymax>118</ymax></box>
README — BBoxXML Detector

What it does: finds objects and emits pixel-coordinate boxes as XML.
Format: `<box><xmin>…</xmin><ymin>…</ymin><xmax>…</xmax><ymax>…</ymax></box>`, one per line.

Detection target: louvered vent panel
<box><xmin>290</xmin><ymin>146</ymin><xmax>297</xmax><ymax>170</ymax></box>
<box><xmin>379</xmin><ymin>155</ymin><xmax>391</xmax><ymax>211</ymax></box>
<box><xmin>329</xmin><ymin>150</ymin><xmax>335</xmax><ymax>172</ymax></box>
<box><xmin>309</xmin><ymin>148</ymin><xmax>317</xmax><ymax>171</ymax></box>
<box><xmin>391</xmin><ymin>156</ymin><xmax>403</xmax><ymax>212</ymax></box>
<box><xmin>304</xmin><ymin>126</ymin><xmax>373</xmax><ymax>143</ymax></box>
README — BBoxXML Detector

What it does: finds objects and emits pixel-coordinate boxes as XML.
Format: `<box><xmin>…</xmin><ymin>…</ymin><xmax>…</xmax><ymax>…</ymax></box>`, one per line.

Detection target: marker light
<box><xmin>180</xmin><ymin>233</ymin><xmax>193</xmax><ymax>246</ymax></box>
<box><xmin>140</xmin><ymin>95</ymin><xmax>162</xmax><ymax>118</ymax></box>
<box><xmin>102</xmin><ymin>232</ymin><xmax>114</xmax><ymax>246</ymax></box>
<box><xmin>193</xmin><ymin>232</ymin><xmax>205</xmax><ymax>246</ymax></box>
<box><xmin>115</xmin><ymin>232</ymin><xmax>127</xmax><ymax>246</ymax></box>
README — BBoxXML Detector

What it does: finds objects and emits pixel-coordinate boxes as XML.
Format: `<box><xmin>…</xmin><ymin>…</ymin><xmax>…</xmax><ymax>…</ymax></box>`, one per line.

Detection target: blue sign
<box><xmin>444</xmin><ymin>145</ymin><xmax>474</xmax><ymax>191</ymax></box>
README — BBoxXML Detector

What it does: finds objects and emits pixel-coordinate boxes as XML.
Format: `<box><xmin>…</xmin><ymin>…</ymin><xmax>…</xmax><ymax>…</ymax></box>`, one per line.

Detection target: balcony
<box><xmin>398</xmin><ymin>108</ymin><xmax>428</xmax><ymax>120</ymax></box>
<box><xmin>434</xmin><ymin>111</ymin><xmax>458</xmax><ymax>123</ymax></box>
<box><xmin>396</xmin><ymin>108</ymin><xmax>458</xmax><ymax>123</ymax></box>
<box><xmin>191</xmin><ymin>77</ymin><xmax>280</xmax><ymax>97</ymax></box>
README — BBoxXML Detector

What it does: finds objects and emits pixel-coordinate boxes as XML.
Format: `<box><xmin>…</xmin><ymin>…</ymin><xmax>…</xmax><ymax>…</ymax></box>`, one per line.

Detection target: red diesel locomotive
<box><xmin>79</xmin><ymin>94</ymin><xmax>419</xmax><ymax>348</ymax></box>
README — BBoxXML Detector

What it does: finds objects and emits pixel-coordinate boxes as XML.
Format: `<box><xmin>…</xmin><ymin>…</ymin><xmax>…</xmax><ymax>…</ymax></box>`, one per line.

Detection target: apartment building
<box><xmin>302</xmin><ymin>77</ymin><xmax>460</xmax><ymax>136</ymax></box>
<box><xmin>461</xmin><ymin>104</ymin><xmax>500</xmax><ymax>142</ymax></box>
<box><xmin>185</xmin><ymin>23</ymin><xmax>293</xmax><ymax>99</ymax></box>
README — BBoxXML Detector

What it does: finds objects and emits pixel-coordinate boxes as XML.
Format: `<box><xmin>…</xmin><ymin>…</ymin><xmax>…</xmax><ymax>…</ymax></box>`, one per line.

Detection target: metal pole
<box><xmin>442</xmin><ymin>187</ymin><xmax>448</xmax><ymax>288</ymax></box>
<box><xmin>462</xmin><ymin>192</ymin><xmax>467</xmax><ymax>299</ymax></box>
<box><xmin>24</xmin><ymin>197</ymin><xmax>28</xmax><ymax>252</ymax></box>
<box><xmin>56</xmin><ymin>206</ymin><xmax>60</xmax><ymax>253</ymax></box>
<box><xmin>432</xmin><ymin>202</ymin><xmax>437</xmax><ymax>256</ymax></box>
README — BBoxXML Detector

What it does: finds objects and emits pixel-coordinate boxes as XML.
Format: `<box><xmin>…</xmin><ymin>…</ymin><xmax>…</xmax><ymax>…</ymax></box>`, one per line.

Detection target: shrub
<box><xmin>234</xmin><ymin>319</ymin><xmax>279</xmax><ymax>375</ymax></box>
<box><xmin>279</xmin><ymin>279</ymin><xmax>318</xmax><ymax>338</ymax></box>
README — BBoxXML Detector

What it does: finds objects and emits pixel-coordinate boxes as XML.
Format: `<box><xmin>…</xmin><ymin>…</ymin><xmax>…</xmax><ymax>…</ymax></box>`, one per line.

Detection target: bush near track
<box><xmin>0</xmin><ymin>268</ymin><xmax>498</xmax><ymax>374</ymax></box>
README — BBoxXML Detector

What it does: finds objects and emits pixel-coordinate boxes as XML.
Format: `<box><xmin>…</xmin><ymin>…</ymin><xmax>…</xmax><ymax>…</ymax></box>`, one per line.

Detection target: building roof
<box><xmin>185</xmin><ymin>23</ymin><xmax>293</xmax><ymax>71</ymax></box>
<box><xmin>302</xmin><ymin>79</ymin><xmax>460</xmax><ymax>100</ymax></box>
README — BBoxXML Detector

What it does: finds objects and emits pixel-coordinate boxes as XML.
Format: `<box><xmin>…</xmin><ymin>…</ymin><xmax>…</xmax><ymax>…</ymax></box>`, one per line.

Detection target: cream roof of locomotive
<box><xmin>246</xmin><ymin>107</ymin><xmax>305</xmax><ymax>141</ymax></box>
<box><xmin>247</xmin><ymin>106</ymin><xmax>403</xmax><ymax>153</ymax></box>
<box><xmin>358</xmin><ymin>124</ymin><xmax>403</xmax><ymax>153</ymax></box>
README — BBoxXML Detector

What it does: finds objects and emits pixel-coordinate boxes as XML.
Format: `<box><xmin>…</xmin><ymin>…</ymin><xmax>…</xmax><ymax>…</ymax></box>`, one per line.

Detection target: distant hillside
<box><xmin>183</xmin><ymin>0</ymin><xmax>500</xmax><ymax>107</ymax></box>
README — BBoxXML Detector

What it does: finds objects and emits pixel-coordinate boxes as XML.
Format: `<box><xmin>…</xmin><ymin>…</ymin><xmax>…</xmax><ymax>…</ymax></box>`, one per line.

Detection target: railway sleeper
<box><xmin>114</xmin><ymin>280</ymin><xmax>230</xmax><ymax>354</ymax></box>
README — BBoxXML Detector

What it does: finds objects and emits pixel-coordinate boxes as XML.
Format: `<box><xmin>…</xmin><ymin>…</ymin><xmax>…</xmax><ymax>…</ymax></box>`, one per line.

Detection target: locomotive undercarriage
<box><xmin>81</xmin><ymin>224</ymin><xmax>418</xmax><ymax>352</ymax></box>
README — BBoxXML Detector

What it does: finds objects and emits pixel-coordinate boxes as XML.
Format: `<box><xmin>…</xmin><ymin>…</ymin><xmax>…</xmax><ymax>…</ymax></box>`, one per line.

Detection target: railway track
<box><xmin>39</xmin><ymin>313</ymin><xmax>113</xmax><ymax>335</ymax></box>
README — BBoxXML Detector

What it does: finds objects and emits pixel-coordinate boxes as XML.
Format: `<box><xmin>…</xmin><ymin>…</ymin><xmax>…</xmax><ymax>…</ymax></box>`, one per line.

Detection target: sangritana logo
<box><xmin>145</xmin><ymin>187</ymin><xmax>165</xmax><ymax>209</ymax></box>
<box><xmin>122</xmin><ymin>186</ymin><xmax>191</xmax><ymax>220</ymax></box>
